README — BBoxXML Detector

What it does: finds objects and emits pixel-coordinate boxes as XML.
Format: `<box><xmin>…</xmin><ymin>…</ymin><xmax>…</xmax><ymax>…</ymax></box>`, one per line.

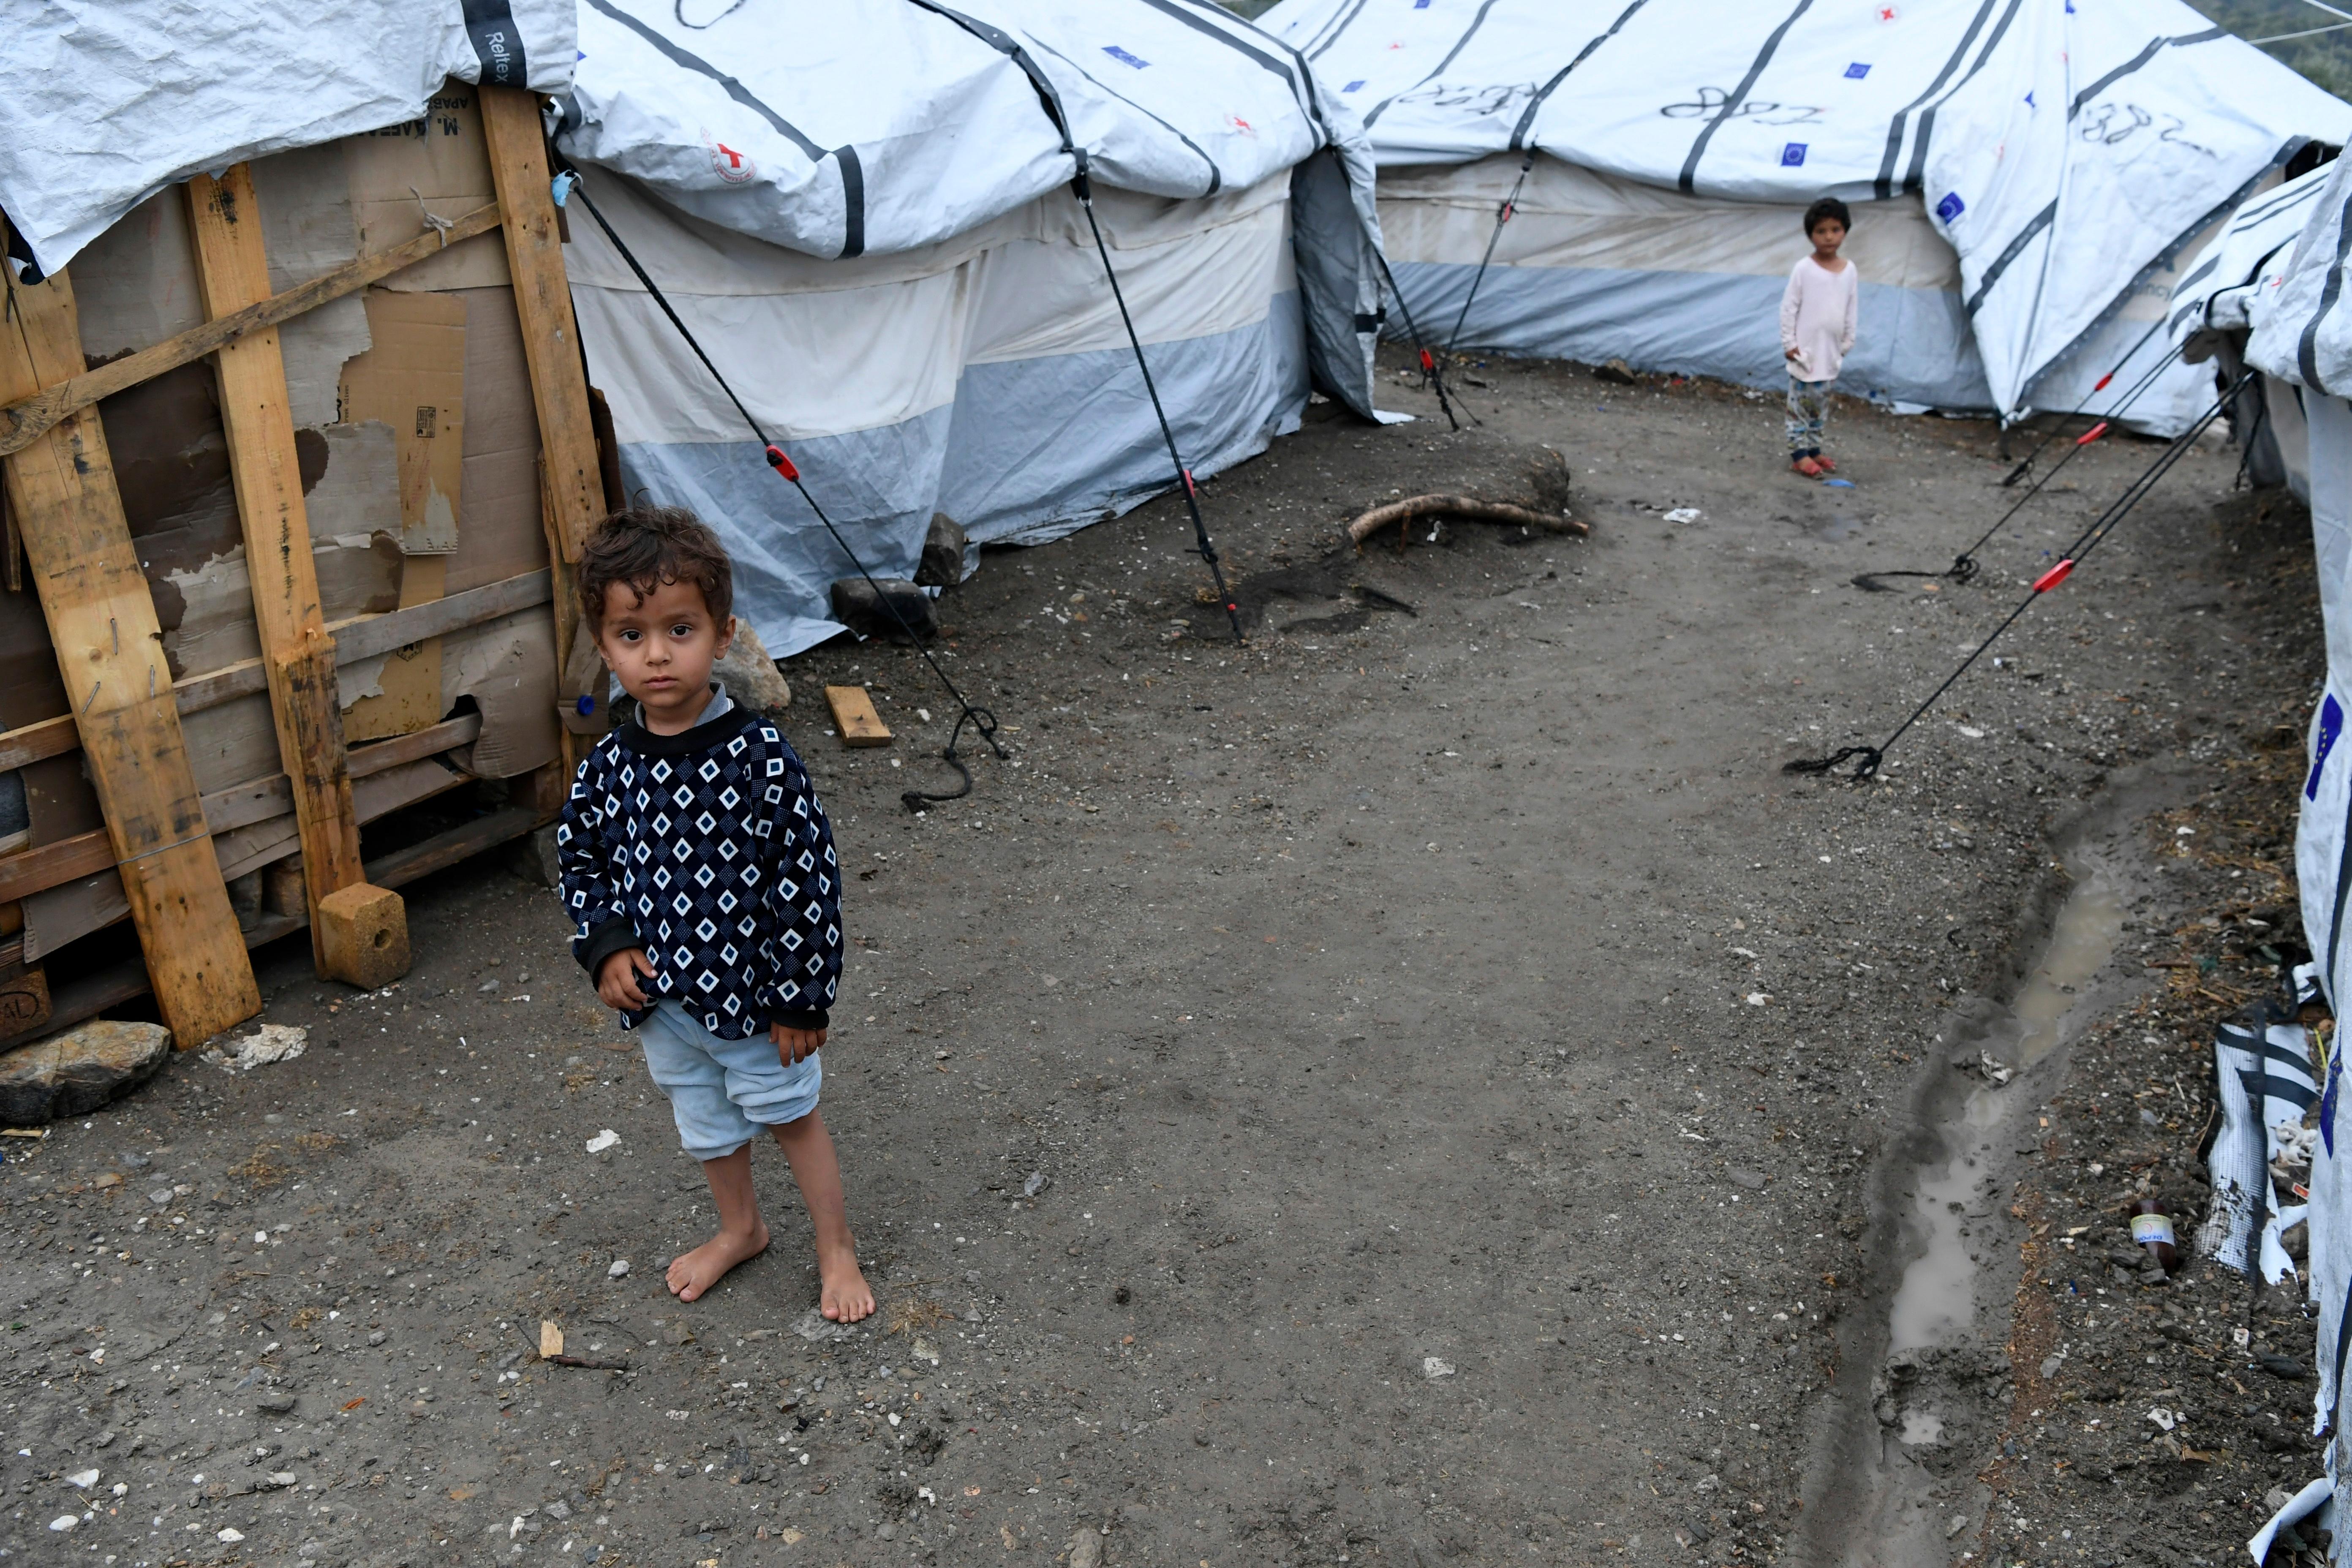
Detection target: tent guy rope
<box><xmin>1785</xmin><ymin>369</ymin><xmax>2252</xmax><ymax>781</ymax></box>
<box><xmin>557</xmin><ymin>171</ymin><xmax>1009</xmax><ymax>815</ymax></box>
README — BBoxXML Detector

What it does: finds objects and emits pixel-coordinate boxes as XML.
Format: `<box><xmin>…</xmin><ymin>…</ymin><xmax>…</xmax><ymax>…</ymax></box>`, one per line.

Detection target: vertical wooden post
<box><xmin>186</xmin><ymin>166</ymin><xmax>405</xmax><ymax>985</ymax></box>
<box><xmin>481</xmin><ymin>84</ymin><xmax>608</xmax><ymax>774</ymax></box>
<box><xmin>0</xmin><ymin>244</ymin><xmax>262</xmax><ymax>1046</ymax></box>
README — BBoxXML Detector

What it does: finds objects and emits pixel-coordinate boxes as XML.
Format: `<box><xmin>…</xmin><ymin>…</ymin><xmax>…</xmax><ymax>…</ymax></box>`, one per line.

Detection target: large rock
<box><xmin>915</xmin><ymin>513</ymin><xmax>967</xmax><ymax>589</ymax></box>
<box><xmin>0</xmin><ymin>1020</ymin><xmax>173</xmax><ymax>1125</ymax></box>
<box><xmin>830</xmin><ymin>577</ymin><xmax>939</xmax><ymax>642</ymax></box>
<box><xmin>716</xmin><ymin>617</ymin><xmax>792</xmax><ymax>713</ymax></box>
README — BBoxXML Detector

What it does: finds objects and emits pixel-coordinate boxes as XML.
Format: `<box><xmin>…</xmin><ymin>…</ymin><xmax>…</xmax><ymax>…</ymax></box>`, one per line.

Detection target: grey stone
<box><xmin>915</xmin><ymin>513</ymin><xmax>967</xmax><ymax>589</ymax></box>
<box><xmin>830</xmin><ymin>577</ymin><xmax>938</xmax><ymax>643</ymax></box>
<box><xmin>715</xmin><ymin>617</ymin><xmax>793</xmax><ymax>714</ymax></box>
<box><xmin>0</xmin><ymin>1021</ymin><xmax>173</xmax><ymax>1125</ymax></box>
<box><xmin>255</xmin><ymin>1392</ymin><xmax>297</xmax><ymax>1414</ymax></box>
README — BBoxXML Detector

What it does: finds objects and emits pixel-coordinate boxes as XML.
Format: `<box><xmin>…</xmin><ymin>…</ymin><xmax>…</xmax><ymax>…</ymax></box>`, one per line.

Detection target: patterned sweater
<box><xmin>557</xmin><ymin>702</ymin><xmax>842</xmax><ymax>1038</ymax></box>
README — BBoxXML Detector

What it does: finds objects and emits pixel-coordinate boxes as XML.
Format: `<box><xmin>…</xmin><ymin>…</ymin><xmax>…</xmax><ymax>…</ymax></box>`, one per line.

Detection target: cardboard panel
<box><xmin>448</xmin><ymin>286</ymin><xmax>550</xmax><ymax>593</ymax></box>
<box><xmin>347</xmin><ymin>84</ymin><xmax>508</xmax><ymax>293</ymax></box>
<box><xmin>339</xmin><ymin>291</ymin><xmax>464</xmax><ymax>742</ymax></box>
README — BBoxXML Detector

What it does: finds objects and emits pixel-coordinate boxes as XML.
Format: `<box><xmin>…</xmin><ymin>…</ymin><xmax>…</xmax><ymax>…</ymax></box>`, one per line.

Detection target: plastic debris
<box><xmin>585</xmin><ymin>1130</ymin><xmax>620</xmax><ymax>1154</ymax></box>
<box><xmin>1422</xmin><ymin>1356</ymin><xmax>1456</xmax><ymax>1379</ymax></box>
<box><xmin>1663</xmin><ymin>507</ymin><xmax>1702</xmax><ymax>524</ymax></box>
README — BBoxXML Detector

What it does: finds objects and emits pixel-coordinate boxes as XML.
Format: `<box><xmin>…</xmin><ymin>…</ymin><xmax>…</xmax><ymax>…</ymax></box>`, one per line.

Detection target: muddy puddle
<box><xmin>1889</xmin><ymin>850</ymin><xmax>2126</xmax><ymax>1355</ymax></box>
<box><xmin>1801</xmin><ymin>843</ymin><xmax>2132</xmax><ymax>1566</ymax></box>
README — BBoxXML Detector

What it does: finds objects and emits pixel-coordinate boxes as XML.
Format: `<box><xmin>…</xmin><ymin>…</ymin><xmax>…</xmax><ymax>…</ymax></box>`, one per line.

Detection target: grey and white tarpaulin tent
<box><xmin>0</xmin><ymin>0</ymin><xmax>578</xmax><ymax>278</ymax></box>
<box><xmin>552</xmin><ymin>0</ymin><xmax>1385</xmax><ymax>656</ymax></box>
<box><xmin>2197</xmin><ymin>147</ymin><xmax>2352</xmax><ymax>1545</ymax></box>
<box><xmin>1258</xmin><ymin>0</ymin><xmax>2352</xmax><ymax>433</ymax></box>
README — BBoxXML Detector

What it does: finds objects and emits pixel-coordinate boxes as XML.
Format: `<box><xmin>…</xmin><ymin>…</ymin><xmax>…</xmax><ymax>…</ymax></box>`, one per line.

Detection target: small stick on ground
<box><xmin>1346</xmin><ymin>495</ymin><xmax>1589</xmax><ymax>548</ymax></box>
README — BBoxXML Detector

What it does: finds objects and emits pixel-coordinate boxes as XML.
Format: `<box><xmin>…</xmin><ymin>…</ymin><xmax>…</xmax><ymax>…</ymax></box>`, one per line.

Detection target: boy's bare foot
<box><xmin>1791</xmin><ymin>455</ymin><xmax>1825</xmax><ymax>478</ymax></box>
<box><xmin>819</xmin><ymin>1241</ymin><xmax>875</xmax><ymax>1323</ymax></box>
<box><xmin>666</xmin><ymin>1221</ymin><xmax>769</xmax><ymax>1302</ymax></box>
<box><xmin>1816</xmin><ymin>454</ymin><xmax>1838</xmax><ymax>472</ymax></box>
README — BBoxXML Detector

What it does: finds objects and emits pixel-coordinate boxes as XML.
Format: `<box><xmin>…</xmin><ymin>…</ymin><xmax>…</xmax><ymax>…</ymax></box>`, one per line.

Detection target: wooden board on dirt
<box><xmin>824</xmin><ymin>686</ymin><xmax>891</xmax><ymax>748</ymax></box>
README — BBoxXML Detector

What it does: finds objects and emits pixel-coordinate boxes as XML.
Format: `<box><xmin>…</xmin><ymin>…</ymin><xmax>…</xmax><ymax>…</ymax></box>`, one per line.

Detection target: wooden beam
<box><xmin>480</xmin><ymin>87</ymin><xmax>604</xmax><ymax>565</ymax></box>
<box><xmin>0</xmin><ymin>202</ymin><xmax>502</xmax><ymax>460</ymax></box>
<box><xmin>0</xmin><ymin>246</ymin><xmax>260</xmax><ymax>1047</ymax></box>
<box><xmin>482</xmin><ymin>84</ymin><xmax>604</xmax><ymax>776</ymax></box>
<box><xmin>0</xmin><ymin>568</ymin><xmax>550</xmax><ymax>774</ymax></box>
<box><xmin>187</xmin><ymin>165</ymin><xmax>376</xmax><ymax>980</ymax></box>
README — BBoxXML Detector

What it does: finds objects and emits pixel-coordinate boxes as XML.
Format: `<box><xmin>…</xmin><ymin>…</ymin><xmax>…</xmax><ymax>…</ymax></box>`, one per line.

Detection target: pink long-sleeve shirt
<box><xmin>1780</xmin><ymin>255</ymin><xmax>1859</xmax><ymax>384</ymax></box>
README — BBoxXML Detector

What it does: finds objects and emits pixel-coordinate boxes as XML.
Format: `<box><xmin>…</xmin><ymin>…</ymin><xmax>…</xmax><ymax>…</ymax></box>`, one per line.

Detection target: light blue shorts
<box><xmin>637</xmin><ymin>1002</ymin><xmax>822</xmax><ymax>1161</ymax></box>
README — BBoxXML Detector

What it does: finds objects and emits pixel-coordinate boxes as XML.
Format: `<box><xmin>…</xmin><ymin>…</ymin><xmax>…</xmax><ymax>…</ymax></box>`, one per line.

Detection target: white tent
<box><xmin>0</xmin><ymin>1</ymin><xmax>577</xmax><ymax>278</ymax></box>
<box><xmin>2206</xmin><ymin>146</ymin><xmax>2352</xmax><ymax>1538</ymax></box>
<box><xmin>1259</xmin><ymin>0</ymin><xmax>2352</xmax><ymax>431</ymax></box>
<box><xmin>553</xmin><ymin>0</ymin><xmax>1385</xmax><ymax>654</ymax></box>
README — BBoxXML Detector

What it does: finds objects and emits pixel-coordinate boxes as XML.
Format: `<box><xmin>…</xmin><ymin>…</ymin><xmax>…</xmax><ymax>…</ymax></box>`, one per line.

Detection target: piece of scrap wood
<box><xmin>539</xmin><ymin>1320</ymin><xmax>564</xmax><ymax>1358</ymax></box>
<box><xmin>825</xmin><ymin>686</ymin><xmax>892</xmax><ymax>747</ymax></box>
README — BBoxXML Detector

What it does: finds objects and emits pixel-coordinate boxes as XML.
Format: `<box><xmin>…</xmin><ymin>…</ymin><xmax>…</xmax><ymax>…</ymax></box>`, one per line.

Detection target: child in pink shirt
<box><xmin>1780</xmin><ymin>197</ymin><xmax>1858</xmax><ymax>479</ymax></box>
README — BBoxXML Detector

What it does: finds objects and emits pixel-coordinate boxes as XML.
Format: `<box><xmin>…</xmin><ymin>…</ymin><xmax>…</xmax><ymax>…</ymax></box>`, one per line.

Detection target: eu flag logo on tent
<box><xmin>1845</xmin><ymin>63</ymin><xmax>1870</xmax><ymax>79</ymax></box>
<box><xmin>1103</xmin><ymin>45</ymin><xmax>1149</xmax><ymax>68</ymax></box>
<box><xmin>2309</xmin><ymin>693</ymin><xmax>2344</xmax><ymax>800</ymax></box>
<box><xmin>1780</xmin><ymin>143</ymin><xmax>1808</xmax><ymax>167</ymax></box>
<box><xmin>1935</xmin><ymin>191</ymin><xmax>1965</xmax><ymax>223</ymax></box>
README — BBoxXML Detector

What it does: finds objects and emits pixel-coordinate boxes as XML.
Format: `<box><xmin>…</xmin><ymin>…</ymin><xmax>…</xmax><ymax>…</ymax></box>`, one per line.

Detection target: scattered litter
<box><xmin>1822</xmin><ymin>478</ymin><xmax>1855</xmax><ymax>487</ymax></box>
<box><xmin>539</xmin><ymin>1321</ymin><xmax>564</xmax><ymax>1359</ymax></box>
<box><xmin>1663</xmin><ymin>507</ymin><xmax>1702</xmax><ymax>524</ymax></box>
<box><xmin>585</xmin><ymin>1130</ymin><xmax>620</xmax><ymax>1154</ymax></box>
<box><xmin>2145</xmin><ymin>1407</ymin><xmax>2176</xmax><ymax>1432</ymax></box>
<box><xmin>65</xmin><ymin>1469</ymin><xmax>98</xmax><ymax>1489</ymax></box>
<box><xmin>1955</xmin><ymin>725</ymin><xmax>1985</xmax><ymax>739</ymax></box>
<box><xmin>1422</xmin><ymin>1356</ymin><xmax>1456</xmax><ymax>1380</ymax></box>
<box><xmin>217</xmin><ymin>1528</ymin><xmax>245</xmax><ymax>1544</ymax></box>
<box><xmin>910</xmin><ymin>1337</ymin><xmax>941</xmax><ymax>1366</ymax></box>
<box><xmin>1745</xmin><ymin>991</ymin><xmax>1771</xmax><ymax>1006</ymax></box>
<box><xmin>608</xmin><ymin>1259</ymin><xmax>632</xmax><ymax>1279</ymax></box>
<box><xmin>1022</xmin><ymin>1170</ymin><xmax>1051</xmax><ymax>1199</ymax></box>
<box><xmin>205</xmin><ymin>1023</ymin><xmax>307</xmax><ymax>1073</ymax></box>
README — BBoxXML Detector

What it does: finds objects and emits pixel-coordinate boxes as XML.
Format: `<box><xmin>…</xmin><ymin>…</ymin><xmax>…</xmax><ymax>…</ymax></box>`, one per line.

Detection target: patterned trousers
<box><xmin>1786</xmin><ymin>376</ymin><xmax>1835</xmax><ymax>456</ymax></box>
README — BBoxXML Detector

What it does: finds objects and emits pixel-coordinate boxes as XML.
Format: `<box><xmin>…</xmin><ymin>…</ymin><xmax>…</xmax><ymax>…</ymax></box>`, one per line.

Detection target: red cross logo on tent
<box><xmin>706</xmin><ymin>135</ymin><xmax>757</xmax><ymax>184</ymax></box>
<box><xmin>1877</xmin><ymin>3</ymin><xmax>1897</xmax><ymax>19</ymax></box>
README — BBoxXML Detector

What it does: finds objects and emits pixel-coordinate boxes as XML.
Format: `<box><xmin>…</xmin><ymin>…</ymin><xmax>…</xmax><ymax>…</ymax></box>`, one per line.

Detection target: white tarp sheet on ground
<box><xmin>1259</xmin><ymin>0</ymin><xmax>2352</xmax><ymax>430</ymax></box>
<box><xmin>0</xmin><ymin>1</ymin><xmax>577</xmax><ymax>278</ymax></box>
<box><xmin>554</xmin><ymin>0</ymin><xmax>1384</xmax><ymax>655</ymax></box>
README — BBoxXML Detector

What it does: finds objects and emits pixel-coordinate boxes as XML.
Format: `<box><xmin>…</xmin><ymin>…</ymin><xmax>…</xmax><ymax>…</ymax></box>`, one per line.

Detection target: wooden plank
<box><xmin>186</xmin><ymin>165</ymin><xmax>370</xmax><ymax>977</ymax></box>
<box><xmin>480</xmin><ymin>87</ymin><xmax>603</xmax><ymax>564</ymax></box>
<box><xmin>349</xmin><ymin>713</ymin><xmax>484</xmax><ymax>779</ymax></box>
<box><xmin>0</xmin><ymin>202</ymin><xmax>501</xmax><ymax>460</ymax></box>
<box><xmin>825</xmin><ymin>685</ymin><xmax>893</xmax><ymax>747</ymax></box>
<box><xmin>0</xmin><ymin>572</ymin><xmax>544</xmax><ymax>774</ymax></box>
<box><xmin>0</xmin><ymin>246</ymin><xmax>260</xmax><ymax>1046</ymax></box>
<box><xmin>365</xmin><ymin>805</ymin><xmax>541</xmax><ymax>889</ymax></box>
<box><xmin>0</xmin><ymin>833</ymin><xmax>113</xmax><ymax>904</ymax></box>
<box><xmin>482</xmin><ymin>84</ymin><xmax>603</xmax><ymax>778</ymax></box>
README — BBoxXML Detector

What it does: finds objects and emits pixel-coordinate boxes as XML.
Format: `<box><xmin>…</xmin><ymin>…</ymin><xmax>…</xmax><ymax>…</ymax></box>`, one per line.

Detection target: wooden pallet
<box><xmin>0</xmin><ymin>85</ymin><xmax>598</xmax><ymax>1048</ymax></box>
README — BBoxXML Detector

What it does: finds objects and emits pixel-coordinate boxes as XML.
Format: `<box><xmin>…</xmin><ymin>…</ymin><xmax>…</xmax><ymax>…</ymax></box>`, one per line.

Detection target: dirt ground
<box><xmin>0</xmin><ymin>343</ymin><xmax>2322</xmax><ymax>1568</ymax></box>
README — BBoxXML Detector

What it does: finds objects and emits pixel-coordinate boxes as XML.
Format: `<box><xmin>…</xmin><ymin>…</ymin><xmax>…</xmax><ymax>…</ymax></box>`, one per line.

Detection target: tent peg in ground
<box><xmin>1346</xmin><ymin>495</ymin><xmax>1588</xmax><ymax>549</ymax></box>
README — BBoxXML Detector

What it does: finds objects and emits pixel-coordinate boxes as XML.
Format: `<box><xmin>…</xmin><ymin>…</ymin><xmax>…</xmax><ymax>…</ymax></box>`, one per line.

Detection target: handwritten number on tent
<box><xmin>558</xmin><ymin>173</ymin><xmax>1008</xmax><ymax>814</ymax></box>
<box><xmin>1785</xmin><ymin>370</ymin><xmax>2252</xmax><ymax>781</ymax></box>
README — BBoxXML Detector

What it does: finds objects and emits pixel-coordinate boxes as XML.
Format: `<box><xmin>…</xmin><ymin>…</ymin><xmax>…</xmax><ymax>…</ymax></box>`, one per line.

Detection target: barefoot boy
<box><xmin>555</xmin><ymin>505</ymin><xmax>873</xmax><ymax>1321</ymax></box>
<box><xmin>1780</xmin><ymin>196</ymin><xmax>1858</xmax><ymax>479</ymax></box>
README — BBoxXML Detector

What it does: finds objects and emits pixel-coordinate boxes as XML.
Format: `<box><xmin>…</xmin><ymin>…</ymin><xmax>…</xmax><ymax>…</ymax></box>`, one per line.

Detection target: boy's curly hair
<box><xmin>579</xmin><ymin>505</ymin><xmax>734</xmax><ymax>629</ymax></box>
<box><xmin>1804</xmin><ymin>196</ymin><xmax>1852</xmax><ymax>237</ymax></box>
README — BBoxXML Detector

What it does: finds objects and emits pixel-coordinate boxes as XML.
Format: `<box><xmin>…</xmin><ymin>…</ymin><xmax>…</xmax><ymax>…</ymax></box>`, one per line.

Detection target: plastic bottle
<box><xmin>2132</xmin><ymin>1198</ymin><xmax>2179</xmax><ymax>1274</ymax></box>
